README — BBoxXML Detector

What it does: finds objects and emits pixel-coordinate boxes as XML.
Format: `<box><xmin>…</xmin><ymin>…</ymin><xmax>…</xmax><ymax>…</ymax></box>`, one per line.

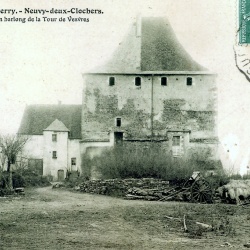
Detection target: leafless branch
<box><xmin>0</xmin><ymin>134</ymin><xmax>29</xmax><ymax>171</ymax></box>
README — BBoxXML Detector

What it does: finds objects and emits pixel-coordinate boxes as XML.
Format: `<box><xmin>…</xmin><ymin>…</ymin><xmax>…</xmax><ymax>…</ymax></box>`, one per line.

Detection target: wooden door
<box><xmin>57</xmin><ymin>169</ymin><xmax>64</xmax><ymax>181</ymax></box>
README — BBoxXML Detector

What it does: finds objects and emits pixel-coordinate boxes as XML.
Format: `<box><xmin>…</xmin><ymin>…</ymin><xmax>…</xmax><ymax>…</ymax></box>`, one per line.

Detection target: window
<box><xmin>116</xmin><ymin>118</ymin><xmax>121</xmax><ymax>127</ymax></box>
<box><xmin>52</xmin><ymin>134</ymin><xmax>57</xmax><ymax>142</ymax></box>
<box><xmin>161</xmin><ymin>77</ymin><xmax>167</xmax><ymax>86</ymax></box>
<box><xmin>187</xmin><ymin>77</ymin><xmax>193</xmax><ymax>86</ymax></box>
<box><xmin>135</xmin><ymin>77</ymin><xmax>141</xmax><ymax>87</ymax></box>
<box><xmin>172</xmin><ymin>136</ymin><xmax>181</xmax><ymax>146</ymax></box>
<box><xmin>109</xmin><ymin>77</ymin><xmax>115</xmax><ymax>86</ymax></box>
<box><xmin>71</xmin><ymin>158</ymin><xmax>76</xmax><ymax>166</ymax></box>
<box><xmin>52</xmin><ymin>151</ymin><xmax>57</xmax><ymax>159</ymax></box>
<box><xmin>172</xmin><ymin>136</ymin><xmax>181</xmax><ymax>157</ymax></box>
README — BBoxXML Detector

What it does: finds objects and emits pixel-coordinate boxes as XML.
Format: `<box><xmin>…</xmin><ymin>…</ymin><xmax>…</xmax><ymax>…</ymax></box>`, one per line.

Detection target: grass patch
<box><xmin>121</xmin><ymin>203</ymin><xmax>237</xmax><ymax>239</ymax></box>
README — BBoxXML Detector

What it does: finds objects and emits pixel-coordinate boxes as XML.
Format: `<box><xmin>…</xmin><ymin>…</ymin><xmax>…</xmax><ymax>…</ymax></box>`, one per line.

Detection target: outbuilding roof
<box><xmin>18</xmin><ymin>105</ymin><xmax>82</xmax><ymax>139</ymax></box>
<box><xmin>88</xmin><ymin>17</ymin><xmax>207</xmax><ymax>74</ymax></box>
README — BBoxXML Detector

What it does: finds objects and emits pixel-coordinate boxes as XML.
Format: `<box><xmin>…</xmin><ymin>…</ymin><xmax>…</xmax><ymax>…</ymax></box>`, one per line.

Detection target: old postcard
<box><xmin>0</xmin><ymin>0</ymin><xmax>250</xmax><ymax>249</ymax></box>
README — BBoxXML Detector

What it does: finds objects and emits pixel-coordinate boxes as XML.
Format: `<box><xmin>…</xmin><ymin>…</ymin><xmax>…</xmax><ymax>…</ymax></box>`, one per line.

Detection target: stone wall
<box><xmin>82</xmin><ymin>74</ymin><xmax>217</xmax><ymax>140</ymax></box>
<box><xmin>81</xmin><ymin>73</ymin><xmax>218</xmax><ymax>161</ymax></box>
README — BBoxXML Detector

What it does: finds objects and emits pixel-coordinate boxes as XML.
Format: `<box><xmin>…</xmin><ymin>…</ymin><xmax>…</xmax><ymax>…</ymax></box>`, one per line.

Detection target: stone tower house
<box><xmin>81</xmin><ymin>17</ymin><xmax>218</xmax><ymax>160</ymax></box>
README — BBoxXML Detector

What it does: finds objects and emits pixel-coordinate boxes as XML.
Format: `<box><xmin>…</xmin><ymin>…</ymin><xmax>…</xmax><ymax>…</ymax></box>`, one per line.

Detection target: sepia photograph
<box><xmin>0</xmin><ymin>0</ymin><xmax>250</xmax><ymax>249</ymax></box>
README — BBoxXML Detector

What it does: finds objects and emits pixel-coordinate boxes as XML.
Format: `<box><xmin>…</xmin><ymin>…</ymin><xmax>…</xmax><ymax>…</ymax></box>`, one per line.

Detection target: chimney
<box><xmin>136</xmin><ymin>14</ymin><xmax>141</xmax><ymax>37</ymax></box>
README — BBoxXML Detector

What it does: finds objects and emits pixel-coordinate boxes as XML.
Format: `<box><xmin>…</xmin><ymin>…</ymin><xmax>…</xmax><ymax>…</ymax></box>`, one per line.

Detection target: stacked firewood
<box><xmin>79</xmin><ymin>179</ymin><xmax>128</xmax><ymax>196</ymax></box>
<box><xmin>126</xmin><ymin>187</ymin><xmax>165</xmax><ymax>200</ymax></box>
<box><xmin>79</xmin><ymin>178</ymin><xmax>171</xmax><ymax>199</ymax></box>
<box><xmin>125</xmin><ymin>186</ymin><xmax>183</xmax><ymax>201</ymax></box>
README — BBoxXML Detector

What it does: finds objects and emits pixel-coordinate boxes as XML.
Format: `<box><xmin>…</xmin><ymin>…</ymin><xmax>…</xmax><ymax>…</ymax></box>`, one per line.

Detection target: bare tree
<box><xmin>0</xmin><ymin>151</ymin><xmax>6</xmax><ymax>171</ymax></box>
<box><xmin>15</xmin><ymin>155</ymin><xmax>29</xmax><ymax>172</ymax></box>
<box><xmin>0</xmin><ymin>134</ymin><xmax>29</xmax><ymax>189</ymax></box>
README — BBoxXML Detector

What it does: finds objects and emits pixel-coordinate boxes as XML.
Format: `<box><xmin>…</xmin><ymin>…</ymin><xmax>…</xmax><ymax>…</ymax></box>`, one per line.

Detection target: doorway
<box><xmin>114</xmin><ymin>132</ymin><xmax>123</xmax><ymax>145</ymax></box>
<box><xmin>57</xmin><ymin>169</ymin><xmax>64</xmax><ymax>181</ymax></box>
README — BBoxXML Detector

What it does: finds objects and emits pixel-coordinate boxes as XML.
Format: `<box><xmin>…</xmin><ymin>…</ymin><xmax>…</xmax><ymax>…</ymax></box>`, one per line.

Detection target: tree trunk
<box><xmin>7</xmin><ymin>160</ymin><xmax>11</xmax><ymax>172</ymax></box>
<box><xmin>7</xmin><ymin>160</ymin><xmax>13</xmax><ymax>190</ymax></box>
<box><xmin>9</xmin><ymin>171</ymin><xmax>13</xmax><ymax>190</ymax></box>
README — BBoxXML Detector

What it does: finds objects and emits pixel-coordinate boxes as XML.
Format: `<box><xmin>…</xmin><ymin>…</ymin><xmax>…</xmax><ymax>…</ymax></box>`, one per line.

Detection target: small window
<box><xmin>52</xmin><ymin>134</ymin><xmax>57</xmax><ymax>142</ymax></box>
<box><xmin>187</xmin><ymin>77</ymin><xmax>193</xmax><ymax>86</ymax></box>
<box><xmin>109</xmin><ymin>77</ymin><xmax>115</xmax><ymax>86</ymax></box>
<box><xmin>161</xmin><ymin>77</ymin><xmax>167</xmax><ymax>86</ymax></box>
<box><xmin>135</xmin><ymin>77</ymin><xmax>141</xmax><ymax>87</ymax></box>
<box><xmin>116</xmin><ymin>118</ymin><xmax>121</xmax><ymax>127</ymax></box>
<box><xmin>172</xmin><ymin>136</ymin><xmax>181</xmax><ymax>146</ymax></box>
<box><xmin>52</xmin><ymin>151</ymin><xmax>57</xmax><ymax>159</ymax></box>
<box><xmin>71</xmin><ymin>158</ymin><xmax>76</xmax><ymax>166</ymax></box>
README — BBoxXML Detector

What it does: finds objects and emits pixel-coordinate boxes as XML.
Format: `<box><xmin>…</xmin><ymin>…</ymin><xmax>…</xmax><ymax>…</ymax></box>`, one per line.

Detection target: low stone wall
<box><xmin>79</xmin><ymin>178</ymin><xmax>170</xmax><ymax>198</ymax></box>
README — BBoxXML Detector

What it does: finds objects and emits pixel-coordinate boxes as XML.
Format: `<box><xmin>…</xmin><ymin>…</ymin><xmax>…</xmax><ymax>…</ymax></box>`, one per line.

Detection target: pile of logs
<box><xmin>126</xmin><ymin>187</ymin><xmax>166</xmax><ymax>201</ymax></box>
<box><xmin>79</xmin><ymin>179</ymin><xmax>128</xmax><ymax>196</ymax></box>
<box><xmin>77</xmin><ymin>177</ymin><xmax>250</xmax><ymax>205</ymax></box>
<box><xmin>125</xmin><ymin>186</ymin><xmax>183</xmax><ymax>201</ymax></box>
<box><xmin>78</xmin><ymin>178</ymin><xmax>185</xmax><ymax>201</ymax></box>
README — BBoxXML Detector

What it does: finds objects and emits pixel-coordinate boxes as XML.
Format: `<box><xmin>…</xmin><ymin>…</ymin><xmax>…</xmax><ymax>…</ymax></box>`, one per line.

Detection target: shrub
<box><xmin>64</xmin><ymin>171</ymin><xmax>83</xmax><ymax>188</ymax></box>
<box><xmin>0</xmin><ymin>169</ymin><xmax>51</xmax><ymax>189</ymax></box>
<box><xmin>81</xmin><ymin>154</ymin><xmax>92</xmax><ymax>180</ymax></box>
<box><xmin>82</xmin><ymin>144</ymin><xmax>223</xmax><ymax>180</ymax></box>
<box><xmin>230</xmin><ymin>174</ymin><xmax>250</xmax><ymax>180</ymax></box>
<box><xmin>17</xmin><ymin>169</ymin><xmax>51</xmax><ymax>187</ymax></box>
<box><xmin>206</xmin><ymin>174</ymin><xmax>230</xmax><ymax>190</ymax></box>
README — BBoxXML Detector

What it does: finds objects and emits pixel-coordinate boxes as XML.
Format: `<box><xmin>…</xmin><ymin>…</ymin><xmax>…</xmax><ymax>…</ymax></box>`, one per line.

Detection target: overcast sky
<box><xmin>1</xmin><ymin>0</ymin><xmax>249</xmax><ymax>171</ymax></box>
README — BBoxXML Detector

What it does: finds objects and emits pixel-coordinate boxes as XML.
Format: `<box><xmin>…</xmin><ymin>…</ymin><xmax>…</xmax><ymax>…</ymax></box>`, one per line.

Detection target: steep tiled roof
<box><xmin>141</xmin><ymin>17</ymin><xmax>206</xmax><ymax>71</ymax></box>
<box><xmin>44</xmin><ymin>119</ymin><xmax>70</xmax><ymax>132</ymax></box>
<box><xmin>18</xmin><ymin>105</ymin><xmax>82</xmax><ymax>139</ymax></box>
<box><xmin>89</xmin><ymin>17</ymin><xmax>206</xmax><ymax>74</ymax></box>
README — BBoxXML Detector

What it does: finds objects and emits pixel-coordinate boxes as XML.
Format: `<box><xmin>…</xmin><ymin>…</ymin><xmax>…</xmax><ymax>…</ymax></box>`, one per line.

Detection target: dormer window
<box><xmin>109</xmin><ymin>77</ymin><xmax>115</xmax><ymax>86</ymax></box>
<box><xmin>161</xmin><ymin>77</ymin><xmax>167</xmax><ymax>86</ymax></box>
<box><xmin>135</xmin><ymin>77</ymin><xmax>141</xmax><ymax>87</ymax></box>
<box><xmin>187</xmin><ymin>77</ymin><xmax>193</xmax><ymax>86</ymax></box>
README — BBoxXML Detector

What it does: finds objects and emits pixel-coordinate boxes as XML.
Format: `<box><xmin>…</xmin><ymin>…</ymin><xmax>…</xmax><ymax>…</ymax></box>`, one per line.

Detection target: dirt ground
<box><xmin>0</xmin><ymin>187</ymin><xmax>250</xmax><ymax>250</ymax></box>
